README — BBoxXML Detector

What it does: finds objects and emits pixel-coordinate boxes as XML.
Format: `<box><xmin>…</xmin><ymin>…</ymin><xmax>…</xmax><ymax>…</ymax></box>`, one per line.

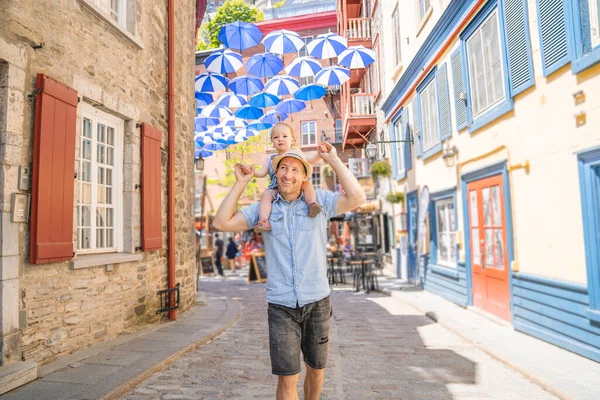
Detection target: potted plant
<box><xmin>370</xmin><ymin>160</ymin><xmax>392</xmax><ymax>178</ymax></box>
<box><xmin>386</xmin><ymin>191</ymin><xmax>404</xmax><ymax>204</ymax></box>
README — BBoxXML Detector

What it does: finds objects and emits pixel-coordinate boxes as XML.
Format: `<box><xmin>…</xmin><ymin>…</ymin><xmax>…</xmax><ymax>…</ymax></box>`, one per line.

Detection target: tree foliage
<box><xmin>201</xmin><ymin>0</ymin><xmax>264</xmax><ymax>50</ymax></box>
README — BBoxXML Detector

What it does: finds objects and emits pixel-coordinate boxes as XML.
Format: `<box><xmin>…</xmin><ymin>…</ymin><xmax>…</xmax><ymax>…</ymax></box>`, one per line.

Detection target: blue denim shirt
<box><xmin>241</xmin><ymin>189</ymin><xmax>340</xmax><ymax>307</ymax></box>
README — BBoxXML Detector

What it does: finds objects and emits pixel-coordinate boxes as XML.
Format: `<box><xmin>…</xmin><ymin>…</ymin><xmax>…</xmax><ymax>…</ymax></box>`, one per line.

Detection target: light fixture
<box><xmin>195</xmin><ymin>156</ymin><xmax>205</xmax><ymax>171</ymax></box>
<box><xmin>365</xmin><ymin>143</ymin><xmax>377</xmax><ymax>161</ymax></box>
<box><xmin>442</xmin><ymin>146</ymin><xmax>457</xmax><ymax>167</ymax></box>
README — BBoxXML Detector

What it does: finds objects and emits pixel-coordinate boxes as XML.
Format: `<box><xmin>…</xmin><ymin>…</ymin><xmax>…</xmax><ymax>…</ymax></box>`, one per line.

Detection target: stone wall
<box><xmin>0</xmin><ymin>0</ymin><xmax>197</xmax><ymax>365</ymax></box>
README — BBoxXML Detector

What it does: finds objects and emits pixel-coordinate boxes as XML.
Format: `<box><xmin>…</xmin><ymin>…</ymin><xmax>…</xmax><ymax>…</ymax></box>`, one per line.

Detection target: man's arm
<box><xmin>213</xmin><ymin>164</ymin><xmax>254</xmax><ymax>232</ymax></box>
<box><xmin>318</xmin><ymin>143</ymin><xmax>366</xmax><ymax>214</ymax></box>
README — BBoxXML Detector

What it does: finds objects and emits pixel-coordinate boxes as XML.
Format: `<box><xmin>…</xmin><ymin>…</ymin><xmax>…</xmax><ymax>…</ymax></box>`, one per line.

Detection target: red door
<box><xmin>467</xmin><ymin>175</ymin><xmax>511</xmax><ymax>320</ymax></box>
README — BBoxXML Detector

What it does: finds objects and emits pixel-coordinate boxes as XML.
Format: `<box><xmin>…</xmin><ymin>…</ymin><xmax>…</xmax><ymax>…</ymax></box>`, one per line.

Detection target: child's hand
<box><xmin>318</xmin><ymin>142</ymin><xmax>337</xmax><ymax>163</ymax></box>
<box><xmin>234</xmin><ymin>163</ymin><xmax>254</xmax><ymax>183</ymax></box>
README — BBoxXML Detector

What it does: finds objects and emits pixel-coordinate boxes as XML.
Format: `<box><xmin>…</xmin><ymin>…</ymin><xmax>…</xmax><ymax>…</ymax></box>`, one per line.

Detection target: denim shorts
<box><xmin>267</xmin><ymin>296</ymin><xmax>332</xmax><ymax>376</ymax></box>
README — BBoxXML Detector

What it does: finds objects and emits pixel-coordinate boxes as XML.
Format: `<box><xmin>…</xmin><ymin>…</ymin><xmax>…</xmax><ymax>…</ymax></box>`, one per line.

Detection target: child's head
<box><xmin>270</xmin><ymin>122</ymin><xmax>296</xmax><ymax>153</ymax></box>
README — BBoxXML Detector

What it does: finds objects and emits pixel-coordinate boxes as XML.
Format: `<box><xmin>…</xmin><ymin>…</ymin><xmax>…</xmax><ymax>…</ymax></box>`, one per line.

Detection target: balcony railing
<box><xmin>347</xmin><ymin>18</ymin><xmax>371</xmax><ymax>40</ymax></box>
<box><xmin>350</xmin><ymin>93</ymin><xmax>375</xmax><ymax>116</ymax></box>
<box><xmin>321</xmin><ymin>128</ymin><xmax>344</xmax><ymax>144</ymax></box>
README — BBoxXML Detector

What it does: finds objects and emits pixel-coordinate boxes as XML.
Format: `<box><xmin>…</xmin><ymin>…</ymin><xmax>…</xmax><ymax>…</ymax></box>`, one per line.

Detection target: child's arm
<box><xmin>306</xmin><ymin>151</ymin><xmax>323</xmax><ymax>166</ymax></box>
<box><xmin>253</xmin><ymin>165</ymin><xmax>269</xmax><ymax>178</ymax></box>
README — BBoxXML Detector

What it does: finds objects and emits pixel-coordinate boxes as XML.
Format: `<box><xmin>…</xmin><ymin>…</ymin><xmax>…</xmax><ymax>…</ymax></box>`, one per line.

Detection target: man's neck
<box><xmin>279</xmin><ymin>191</ymin><xmax>302</xmax><ymax>203</ymax></box>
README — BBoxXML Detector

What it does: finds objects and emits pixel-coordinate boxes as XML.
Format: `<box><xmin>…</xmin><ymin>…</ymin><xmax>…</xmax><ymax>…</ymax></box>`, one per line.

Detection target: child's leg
<box><xmin>255</xmin><ymin>189</ymin><xmax>276</xmax><ymax>232</ymax></box>
<box><xmin>302</xmin><ymin>181</ymin><xmax>322</xmax><ymax>218</ymax></box>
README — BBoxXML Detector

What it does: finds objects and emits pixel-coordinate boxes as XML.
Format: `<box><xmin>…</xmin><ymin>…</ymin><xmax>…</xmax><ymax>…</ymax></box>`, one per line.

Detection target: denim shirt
<box><xmin>241</xmin><ymin>189</ymin><xmax>340</xmax><ymax>307</ymax></box>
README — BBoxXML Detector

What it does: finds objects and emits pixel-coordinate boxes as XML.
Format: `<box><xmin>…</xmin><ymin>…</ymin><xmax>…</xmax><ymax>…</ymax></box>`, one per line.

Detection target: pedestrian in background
<box><xmin>235</xmin><ymin>234</ymin><xmax>244</xmax><ymax>268</ymax></box>
<box><xmin>213</xmin><ymin>142</ymin><xmax>365</xmax><ymax>400</ymax></box>
<box><xmin>225</xmin><ymin>236</ymin><xmax>238</xmax><ymax>273</ymax></box>
<box><xmin>213</xmin><ymin>233</ymin><xmax>224</xmax><ymax>277</ymax></box>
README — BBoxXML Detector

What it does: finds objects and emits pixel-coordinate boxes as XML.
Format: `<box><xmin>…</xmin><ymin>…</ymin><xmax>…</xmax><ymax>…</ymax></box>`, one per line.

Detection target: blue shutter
<box><xmin>450</xmin><ymin>48</ymin><xmax>468</xmax><ymax>131</ymax></box>
<box><xmin>402</xmin><ymin>108</ymin><xmax>412</xmax><ymax>172</ymax></box>
<box><xmin>437</xmin><ymin>63</ymin><xmax>452</xmax><ymax>140</ymax></box>
<box><xmin>536</xmin><ymin>0</ymin><xmax>570</xmax><ymax>76</ymax></box>
<box><xmin>388</xmin><ymin>122</ymin><xmax>398</xmax><ymax>180</ymax></box>
<box><xmin>412</xmin><ymin>100</ymin><xmax>422</xmax><ymax>157</ymax></box>
<box><xmin>503</xmin><ymin>0</ymin><xmax>535</xmax><ymax>96</ymax></box>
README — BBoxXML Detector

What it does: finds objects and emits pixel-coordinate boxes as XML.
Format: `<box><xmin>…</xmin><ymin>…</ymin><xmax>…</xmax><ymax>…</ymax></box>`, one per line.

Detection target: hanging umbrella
<box><xmin>285</xmin><ymin>56</ymin><xmax>323</xmax><ymax>78</ymax></box>
<box><xmin>249</xmin><ymin>92</ymin><xmax>281</xmax><ymax>108</ymax></box>
<box><xmin>223</xmin><ymin>131</ymin><xmax>250</xmax><ymax>144</ymax></box>
<box><xmin>195</xmin><ymin>115</ymin><xmax>220</xmax><ymax>128</ymax></box>
<box><xmin>338</xmin><ymin>45</ymin><xmax>377</xmax><ymax>69</ymax></box>
<box><xmin>246</xmin><ymin>53</ymin><xmax>284</xmax><ymax>77</ymax></box>
<box><xmin>236</xmin><ymin>128</ymin><xmax>259</xmax><ymax>138</ymax></box>
<box><xmin>213</xmin><ymin>125</ymin><xmax>236</xmax><ymax>138</ymax></box>
<box><xmin>314</xmin><ymin>66</ymin><xmax>351</xmax><ymax>86</ymax></box>
<box><xmin>201</xmin><ymin>104</ymin><xmax>233</xmax><ymax>119</ymax></box>
<box><xmin>195</xmin><ymin>92</ymin><xmax>213</xmax><ymax>107</ymax></box>
<box><xmin>218</xmin><ymin>21</ymin><xmax>262</xmax><ymax>51</ymax></box>
<box><xmin>306</xmin><ymin>32</ymin><xmax>348</xmax><ymax>59</ymax></box>
<box><xmin>219</xmin><ymin>116</ymin><xmax>248</xmax><ymax>128</ymax></box>
<box><xmin>234</xmin><ymin>105</ymin><xmax>264</xmax><ymax>120</ymax></box>
<box><xmin>247</xmin><ymin>120</ymin><xmax>272</xmax><ymax>131</ymax></box>
<box><xmin>195</xmin><ymin>72</ymin><xmax>229</xmax><ymax>93</ymax></box>
<box><xmin>215</xmin><ymin>92</ymin><xmax>247</xmax><ymax>109</ymax></box>
<box><xmin>205</xmin><ymin>49</ymin><xmax>244</xmax><ymax>74</ymax></box>
<box><xmin>262</xmin><ymin>29</ymin><xmax>305</xmax><ymax>54</ymax></box>
<box><xmin>264</xmin><ymin>75</ymin><xmax>300</xmax><ymax>96</ymax></box>
<box><xmin>276</xmin><ymin>99</ymin><xmax>306</xmax><ymax>115</ymax></box>
<box><xmin>228</xmin><ymin>75</ymin><xmax>264</xmax><ymax>96</ymax></box>
<box><xmin>195</xmin><ymin>148</ymin><xmax>214</xmax><ymax>159</ymax></box>
<box><xmin>204</xmin><ymin>142</ymin><xmax>229</xmax><ymax>151</ymax></box>
<box><xmin>261</xmin><ymin>110</ymin><xmax>289</xmax><ymax>124</ymax></box>
<box><xmin>195</xmin><ymin>136</ymin><xmax>206</xmax><ymax>148</ymax></box>
<box><xmin>293</xmin><ymin>84</ymin><xmax>327</xmax><ymax>104</ymax></box>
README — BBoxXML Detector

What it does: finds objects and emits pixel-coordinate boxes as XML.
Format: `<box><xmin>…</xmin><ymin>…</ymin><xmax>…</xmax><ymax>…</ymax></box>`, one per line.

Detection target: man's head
<box><xmin>272</xmin><ymin>148</ymin><xmax>313</xmax><ymax>200</ymax></box>
<box><xmin>215</xmin><ymin>233</ymin><xmax>219</xmax><ymax>239</ymax></box>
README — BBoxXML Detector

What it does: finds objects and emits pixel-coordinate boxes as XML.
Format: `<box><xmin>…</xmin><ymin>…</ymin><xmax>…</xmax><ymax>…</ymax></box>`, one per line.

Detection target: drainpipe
<box><xmin>167</xmin><ymin>0</ymin><xmax>176</xmax><ymax>320</ymax></box>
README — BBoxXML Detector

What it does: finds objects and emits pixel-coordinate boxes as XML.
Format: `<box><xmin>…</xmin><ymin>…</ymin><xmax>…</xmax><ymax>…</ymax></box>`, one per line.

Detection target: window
<box><xmin>335</xmin><ymin>119</ymin><xmax>343</xmax><ymax>143</ymax></box>
<box><xmin>393</xmin><ymin>117</ymin><xmax>405</xmax><ymax>177</ymax></box>
<box><xmin>418</xmin><ymin>0</ymin><xmax>432</xmax><ymax>21</ymax></box>
<box><xmin>311</xmin><ymin>166</ymin><xmax>321</xmax><ymax>188</ymax></box>
<box><xmin>564</xmin><ymin>0</ymin><xmax>600</xmax><ymax>72</ymax></box>
<box><xmin>298</xmin><ymin>36</ymin><xmax>313</xmax><ymax>58</ymax></box>
<box><xmin>419</xmin><ymin>79</ymin><xmax>439</xmax><ymax>152</ymax></box>
<box><xmin>367</xmin><ymin>37</ymin><xmax>381</xmax><ymax>95</ymax></box>
<box><xmin>393</xmin><ymin>6</ymin><xmax>402</xmax><ymax>66</ymax></box>
<box><xmin>589</xmin><ymin>0</ymin><xmax>600</xmax><ymax>48</ymax></box>
<box><xmin>77</xmin><ymin>104</ymin><xmax>123</xmax><ymax>253</ymax></box>
<box><xmin>434</xmin><ymin>198</ymin><xmax>457</xmax><ymax>267</ymax></box>
<box><xmin>301</xmin><ymin>121</ymin><xmax>317</xmax><ymax>146</ymax></box>
<box><xmin>465</xmin><ymin>10</ymin><xmax>505</xmax><ymax>117</ymax></box>
<box><xmin>300</xmin><ymin>75</ymin><xmax>314</xmax><ymax>86</ymax></box>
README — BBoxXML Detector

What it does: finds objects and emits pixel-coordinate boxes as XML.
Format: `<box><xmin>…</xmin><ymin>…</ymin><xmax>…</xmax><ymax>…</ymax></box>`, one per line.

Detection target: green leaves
<box><xmin>199</xmin><ymin>0</ymin><xmax>264</xmax><ymax>50</ymax></box>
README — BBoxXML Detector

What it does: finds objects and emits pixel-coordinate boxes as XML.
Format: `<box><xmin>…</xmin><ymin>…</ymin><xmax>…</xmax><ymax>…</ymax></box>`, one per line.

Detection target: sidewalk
<box><xmin>377</xmin><ymin>275</ymin><xmax>600</xmax><ymax>400</ymax></box>
<box><xmin>2</xmin><ymin>290</ymin><xmax>240</xmax><ymax>400</ymax></box>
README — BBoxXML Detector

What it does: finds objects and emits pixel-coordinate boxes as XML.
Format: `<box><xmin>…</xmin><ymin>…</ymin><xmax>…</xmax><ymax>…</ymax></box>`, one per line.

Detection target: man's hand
<box><xmin>317</xmin><ymin>142</ymin><xmax>337</xmax><ymax>164</ymax></box>
<box><xmin>234</xmin><ymin>163</ymin><xmax>254</xmax><ymax>183</ymax></box>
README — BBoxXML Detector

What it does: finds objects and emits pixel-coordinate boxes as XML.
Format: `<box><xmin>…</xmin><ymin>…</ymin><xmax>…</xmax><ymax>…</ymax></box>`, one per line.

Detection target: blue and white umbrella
<box><xmin>245</xmin><ymin>53</ymin><xmax>284</xmax><ymax>77</ymax></box>
<box><xmin>218</xmin><ymin>21</ymin><xmax>262</xmax><ymax>51</ymax></box>
<box><xmin>195</xmin><ymin>92</ymin><xmax>213</xmax><ymax>107</ymax></box>
<box><xmin>204</xmin><ymin>142</ymin><xmax>229</xmax><ymax>151</ymax></box>
<box><xmin>234</xmin><ymin>105</ymin><xmax>264</xmax><ymax>120</ymax></box>
<box><xmin>262</xmin><ymin>29</ymin><xmax>305</xmax><ymax>54</ymax></box>
<box><xmin>195</xmin><ymin>148</ymin><xmax>214</xmax><ymax>159</ymax></box>
<box><xmin>306</xmin><ymin>32</ymin><xmax>348</xmax><ymax>59</ymax></box>
<box><xmin>275</xmin><ymin>99</ymin><xmax>306</xmax><ymax>115</ymax></box>
<box><xmin>215</xmin><ymin>92</ymin><xmax>247</xmax><ymax>109</ymax></box>
<box><xmin>224</xmin><ymin>132</ymin><xmax>250</xmax><ymax>144</ymax></box>
<box><xmin>195</xmin><ymin>72</ymin><xmax>229</xmax><ymax>93</ymax></box>
<box><xmin>264</xmin><ymin>75</ymin><xmax>300</xmax><ymax>96</ymax></box>
<box><xmin>247</xmin><ymin>120</ymin><xmax>272</xmax><ymax>131</ymax></box>
<box><xmin>249</xmin><ymin>92</ymin><xmax>280</xmax><ymax>108</ymax></box>
<box><xmin>236</xmin><ymin>127</ymin><xmax>259</xmax><ymax>138</ymax></box>
<box><xmin>228</xmin><ymin>76</ymin><xmax>264</xmax><ymax>96</ymax></box>
<box><xmin>205</xmin><ymin>49</ymin><xmax>244</xmax><ymax>74</ymax></box>
<box><xmin>213</xmin><ymin>125</ymin><xmax>236</xmax><ymax>137</ymax></box>
<box><xmin>314</xmin><ymin>66</ymin><xmax>351</xmax><ymax>86</ymax></box>
<box><xmin>219</xmin><ymin>116</ymin><xmax>248</xmax><ymax>128</ymax></box>
<box><xmin>285</xmin><ymin>56</ymin><xmax>323</xmax><ymax>78</ymax></box>
<box><xmin>338</xmin><ymin>45</ymin><xmax>376</xmax><ymax>69</ymax></box>
<box><xmin>261</xmin><ymin>110</ymin><xmax>289</xmax><ymax>124</ymax></box>
<box><xmin>201</xmin><ymin>104</ymin><xmax>233</xmax><ymax>119</ymax></box>
<box><xmin>195</xmin><ymin>115</ymin><xmax>220</xmax><ymax>128</ymax></box>
<box><xmin>293</xmin><ymin>84</ymin><xmax>327</xmax><ymax>102</ymax></box>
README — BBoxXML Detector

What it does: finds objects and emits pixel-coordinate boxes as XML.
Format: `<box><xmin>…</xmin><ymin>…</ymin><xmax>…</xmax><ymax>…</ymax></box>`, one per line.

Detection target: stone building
<box><xmin>0</xmin><ymin>0</ymin><xmax>200</xmax><ymax>389</ymax></box>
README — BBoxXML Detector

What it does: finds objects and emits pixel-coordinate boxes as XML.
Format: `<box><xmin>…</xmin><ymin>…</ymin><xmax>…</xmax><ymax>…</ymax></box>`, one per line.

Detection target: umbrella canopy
<box><xmin>261</xmin><ymin>110</ymin><xmax>289</xmax><ymax>124</ymax></box>
<box><xmin>306</xmin><ymin>33</ymin><xmax>348</xmax><ymax>59</ymax></box>
<box><xmin>262</xmin><ymin>29</ymin><xmax>305</xmax><ymax>54</ymax></box>
<box><xmin>228</xmin><ymin>75</ymin><xmax>264</xmax><ymax>96</ymax></box>
<box><xmin>218</xmin><ymin>21</ymin><xmax>262</xmax><ymax>51</ymax></box>
<box><xmin>236</xmin><ymin>127</ymin><xmax>259</xmax><ymax>138</ymax></box>
<box><xmin>205</xmin><ymin>49</ymin><xmax>244</xmax><ymax>74</ymax></box>
<box><xmin>195</xmin><ymin>149</ymin><xmax>214</xmax><ymax>159</ymax></box>
<box><xmin>204</xmin><ymin>142</ymin><xmax>229</xmax><ymax>151</ymax></box>
<box><xmin>338</xmin><ymin>45</ymin><xmax>377</xmax><ymax>69</ymax></box>
<box><xmin>215</xmin><ymin>92</ymin><xmax>247</xmax><ymax>109</ymax></box>
<box><xmin>264</xmin><ymin>75</ymin><xmax>300</xmax><ymax>96</ymax></box>
<box><xmin>275</xmin><ymin>99</ymin><xmax>306</xmax><ymax>115</ymax></box>
<box><xmin>195</xmin><ymin>92</ymin><xmax>213</xmax><ymax>107</ymax></box>
<box><xmin>234</xmin><ymin>105</ymin><xmax>264</xmax><ymax>120</ymax></box>
<box><xmin>314</xmin><ymin>66</ymin><xmax>351</xmax><ymax>86</ymax></box>
<box><xmin>293</xmin><ymin>84</ymin><xmax>327</xmax><ymax>101</ymax></box>
<box><xmin>213</xmin><ymin>125</ymin><xmax>236</xmax><ymax>137</ymax></box>
<box><xmin>219</xmin><ymin>116</ymin><xmax>248</xmax><ymax>128</ymax></box>
<box><xmin>285</xmin><ymin>56</ymin><xmax>323</xmax><ymax>78</ymax></box>
<box><xmin>201</xmin><ymin>104</ymin><xmax>233</xmax><ymax>119</ymax></box>
<box><xmin>194</xmin><ymin>115</ymin><xmax>220</xmax><ymax>128</ymax></box>
<box><xmin>195</xmin><ymin>72</ymin><xmax>229</xmax><ymax>92</ymax></box>
<box><xmin>247</xmin><ymin>120</ymin><xmax>273</xmax><ymax>131</ymax></box>
<box><xmin>246</xmin><ymin>53</ymin><xmax>284</xmax><ymax>77</ymax></box>
<box><xmin>249</xmin><ymin>92</ymin><xmax>281</xmax><ymax>108</ymax></box>
<box><xmin>224</xmin><ymin>132</ymin><xmax>250</xmax><ymax>144</ymax></box>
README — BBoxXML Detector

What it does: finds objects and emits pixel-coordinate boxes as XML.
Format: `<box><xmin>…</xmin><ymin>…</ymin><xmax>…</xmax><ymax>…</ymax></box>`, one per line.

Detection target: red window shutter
<box><xmin>30</xmin><ymin>74</ymin><xmax>78</xmax><ymax>264</ymax></box>
<box><xmin>141</xmin><ymin>123</ymin><xmax>163</xmax><ymax>251</ymax></box>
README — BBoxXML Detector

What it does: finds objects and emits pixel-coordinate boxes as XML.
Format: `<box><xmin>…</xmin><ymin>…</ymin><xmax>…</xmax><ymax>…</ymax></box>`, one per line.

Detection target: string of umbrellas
<box><xmin>194</xmin><ymin>21</ymin><xmax>377</xmax><ymax>160</ymax></box>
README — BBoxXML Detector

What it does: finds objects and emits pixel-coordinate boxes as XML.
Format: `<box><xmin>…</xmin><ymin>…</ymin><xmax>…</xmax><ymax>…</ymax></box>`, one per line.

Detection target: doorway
<box><xmin>406</xmin><ymin>191</ymin><xmax>418</xmax><ymax>284</ymax></box>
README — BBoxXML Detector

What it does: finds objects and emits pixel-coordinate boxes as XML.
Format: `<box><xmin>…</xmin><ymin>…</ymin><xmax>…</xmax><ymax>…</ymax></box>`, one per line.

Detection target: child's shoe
<box><xmin>254</xmin><ymin>218</ymin><xmax>271</xmax><ymax>233</ymax></box>
<box><xmin>307</xmin><ymin>202</ymin><xmax>323</xmax><ymax>218</ymax></box>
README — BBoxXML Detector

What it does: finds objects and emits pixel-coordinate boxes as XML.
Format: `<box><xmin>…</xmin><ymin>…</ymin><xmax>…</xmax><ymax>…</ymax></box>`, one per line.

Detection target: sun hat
<box><xmin>272</xmin><ymin>147</ymin><xmax>313</xmax><ymax>178</ymax></box>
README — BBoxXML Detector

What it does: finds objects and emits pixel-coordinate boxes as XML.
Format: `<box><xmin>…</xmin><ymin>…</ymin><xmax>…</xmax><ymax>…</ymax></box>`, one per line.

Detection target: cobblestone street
<box><xmin>121</xmin><ymin>272</ymin><xmax>557</xmax><ymax>400</ymax></box>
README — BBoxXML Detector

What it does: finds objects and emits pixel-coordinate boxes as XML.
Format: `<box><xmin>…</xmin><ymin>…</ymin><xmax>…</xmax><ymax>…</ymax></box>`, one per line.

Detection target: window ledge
<box><xmin>70</xmin><ymin>252</ymin><xmax>143</xmax><ymax>270</ymax></box>
<box><xmin>422</xmin><ymin>141</ymin><xmax>443</xmax><ymax>161</ymax></box>
<box><xmin>468</xmin><ymin>99</ymin><xmax>514</xmax><ymax>134</ymax></box>
<box><xmin>416</xmin><ymin>7</ymin><xmax>434</xmax><ymax>37</ymax></box>
<box><xmin>79</xmin><ymin>0</ymin><xmax>144</xmax><ymax>49</ymax></box>
<box><xmin>586</xmin><ymin>309</ymin><xmax>600</xmax><ymax>324</ymax></box>
<box><xmin>430</xmin><ymin>264</ymin><xmax>459</xmax><ymax>279</ymax></box>
<box><xmin>392</xmin><ymin>63</ymin><xmax>405</xmax><ymax>83</ymax></box>
<box><xmin>572</xmin><ymin>47</ymin><xmax>600</xmax><ymax>74</ymax></box>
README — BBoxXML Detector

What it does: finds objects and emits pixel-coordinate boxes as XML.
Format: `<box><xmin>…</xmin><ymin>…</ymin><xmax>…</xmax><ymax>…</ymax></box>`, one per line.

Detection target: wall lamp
<box><xmin>442</xmin><ymin>145</ymin><xmax>458</xmax><ymax>167</ymax></box>
<box><xmin>195</xmin><ymin>156</ymin><xmax>205</xmax><ymax>172</ymax></box>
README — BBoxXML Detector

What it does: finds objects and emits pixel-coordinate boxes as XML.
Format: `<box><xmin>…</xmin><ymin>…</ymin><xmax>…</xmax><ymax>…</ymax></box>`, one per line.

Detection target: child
<box><xmin>252</xmin><ymin>122</ymin><xmax>323</xmax><ymax>232</ymax></box>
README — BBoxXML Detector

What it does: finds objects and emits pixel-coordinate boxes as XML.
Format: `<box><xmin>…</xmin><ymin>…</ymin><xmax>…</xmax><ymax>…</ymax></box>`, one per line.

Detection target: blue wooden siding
<box><xmin>512</xmin><ymin>273</ymin><xmax>600</xmax><ymax>363</ymax></box>
<box><xmin>420</xmin><ymin>255</ymin><xmax>469</xmax><ymax>307</ymax></box>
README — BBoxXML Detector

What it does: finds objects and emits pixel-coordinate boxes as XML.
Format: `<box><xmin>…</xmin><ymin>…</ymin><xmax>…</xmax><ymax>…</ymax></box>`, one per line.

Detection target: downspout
<box><xmin>167</xmin><ymin>0</ymin><xmax>176</xmax><ymax>320</ymax></box>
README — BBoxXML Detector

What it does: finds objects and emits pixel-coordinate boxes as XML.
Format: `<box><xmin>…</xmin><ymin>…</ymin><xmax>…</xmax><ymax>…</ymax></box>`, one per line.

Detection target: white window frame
<box><xmin>93</xmin><ymin>0</ymin><xmax>127</xmax><ymax>27</ymax></box>
<box><xmin>77</xmin><ymin>103</ymin><xmax>124</xmax><ymax>255</ymax></box>
<box><xmin>465</xmin><ymin>9</ymin><xmax>506</xmax><ymax>117</ymax></box>
<box><xmin>435</xmin><ymin>197</ymin><xmax>457</xmax><ymax>267</ymax></box>
<box><xmin>298</xmin><ymin>35</ymin><xmax>314</xmax><ymax>58</ymax></box>
<box><xmin>311</xmin><ymin>165</ymin><xmax>321</xmax><ymax>188</ymax></box>
<box><xmin>393</xmin><ymin>117</ymin><xmax>405</xmax><ymax>176</ymax></box>
<box><xmin>419</xmin><ymin>79</ymin><xmax>440</xmax><ymax>152</ymax></box>
<box><xmin>300</xmin><ymin>75</ymin><xmax>315</xmax><ymax>86</ymax></box>
<box><xmin>589</xmin><ymin>0</ymin><xmax>600</xmax><ymax>48</ymax></box>
<box><xmin>301</xmin><ymin>120</ymin><xmax>317</xmax><ymax>146</ymax></box>
<box><xmin>418</xmin><ymin>0</ymin><xmax>432</xmax><ymax>21</ymax></box>
<box><xmin>392</xmin><ymin>6</ymin><xmax>402</xmax><ymax>66</ymax></box>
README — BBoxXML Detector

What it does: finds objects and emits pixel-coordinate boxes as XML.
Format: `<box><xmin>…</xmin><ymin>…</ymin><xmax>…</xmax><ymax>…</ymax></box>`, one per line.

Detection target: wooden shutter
<box><xmin>30</xmin><ymin>74</ymin><xmax>78</xmax><ymax>264</ymax></box>
<box><xmin>537</xmin><ymin>0</ymin><xmax>570</xmax><ymax>76</ymax></box>
<box><xmin>503</xmin><ymin>0</ymin><xmax>535</xmax><ymax>96</ymax></box>
<box><xmin>402</xmin><ymin>108</ymin><xmax>412</xmax><ymax>173</ymax></box>
<box><xmin>141</xmin><ymin>123</ymin><xmax>163</xmax><ymax>251</ymax></box>
<box><xmin>437</xmin><ymin>62</ymin><xmax>452</xmax><ymax>140</ymax></box>
<box><xmin>412</xmin><ymin>100</ymin><xmax>422</xmax><ymax>157</ymax></box>
<box><xmin>451</xmin><ymin>48</ymin><xmax>468</xmax><ymax>131</ymax></box>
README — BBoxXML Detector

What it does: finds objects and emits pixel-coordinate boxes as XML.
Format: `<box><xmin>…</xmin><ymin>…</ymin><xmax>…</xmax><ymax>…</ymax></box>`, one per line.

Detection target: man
<box><xmin>213</xmin><ymin>233</ymin><xmax>224</xmax><ymax>276</ymax></box>
<box><xmin>213</xmin><ymin>143</ymin><xmax>365</xmax><ymax>399</ymax></box>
